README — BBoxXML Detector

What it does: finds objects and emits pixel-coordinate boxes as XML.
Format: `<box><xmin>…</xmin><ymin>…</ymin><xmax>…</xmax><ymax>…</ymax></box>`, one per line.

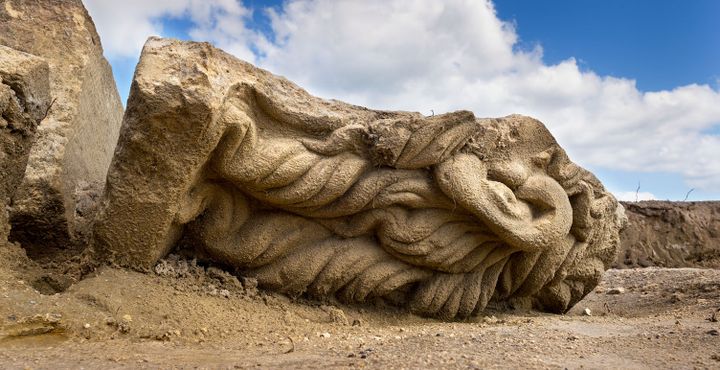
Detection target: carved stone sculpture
<box><xmin>94</xmin><ymin>38</ymin><xmax>625</xmax><ymax>319</ymax></box>
<box><xmin>0</xmin><ymin>0</ymin><xmax>124</xmax><ymax>251</ymax></box>
<box><xmin>0</xmin><ymin>45</ymin><xmax>50</xmax><ymax>246</ymax></box>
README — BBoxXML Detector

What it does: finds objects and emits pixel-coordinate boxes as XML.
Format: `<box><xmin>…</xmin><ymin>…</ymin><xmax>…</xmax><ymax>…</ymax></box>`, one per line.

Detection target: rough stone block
<box><xmin>0</xmin><ymin>0</ymin><xmax>124</xmax><ymax>252</ymax></box>
<box><xmin>94</xmin><ymin>38</ymin><xmax>625</xmax><ymax>319</ymax></box>
<box><xmin>0</xmin><ymin>45</ymin><xmax>50</xmax><ymax>245</ymax></box>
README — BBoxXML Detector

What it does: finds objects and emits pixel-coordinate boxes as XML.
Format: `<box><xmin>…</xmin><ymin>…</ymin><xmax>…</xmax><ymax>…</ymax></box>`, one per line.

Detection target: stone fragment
<box><xmin>606</xmin><ymin>287</ymin><xmax>625</xmax><ymax>295</ymax></box>
<box><xmin>0</xmin><ymin>45</ymin><xmax>51</xmax><ymax>246</ymax></box>
<box><xmin>94</xmin><ymin>38</ymin><xmax>625</xmax><ymax>320</ymax></box>
<box><xmin>0</xmin><ymin>0</ymin><xmax>124</xmax><ymax>252</ymax></box>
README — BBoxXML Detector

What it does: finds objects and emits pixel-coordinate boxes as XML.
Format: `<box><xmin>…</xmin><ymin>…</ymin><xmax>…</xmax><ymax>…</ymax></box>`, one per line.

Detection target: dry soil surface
<box><xmin>1</xmin><ymin>245</ymin><xmax>719</xmax><ymax>369</ymax></box>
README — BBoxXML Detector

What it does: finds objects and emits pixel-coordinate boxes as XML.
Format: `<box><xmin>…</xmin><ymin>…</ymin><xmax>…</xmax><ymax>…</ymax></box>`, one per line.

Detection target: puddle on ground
<box><xmin>0</xmin><ymin>332</ymin><xmax>68</xmax><ymax>347</ymax></box>
<box><xmin>0</xmin><ymin>315</ymin><xmax>68</xmax><ymax>347</ymax></box>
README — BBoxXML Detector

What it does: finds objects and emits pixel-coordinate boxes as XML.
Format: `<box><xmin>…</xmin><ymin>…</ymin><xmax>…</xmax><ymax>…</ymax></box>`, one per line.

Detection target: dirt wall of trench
<box><xmin>615</xmin><ymin>201</ymin><xmax>720</xmax><ymax>268</ymax></box>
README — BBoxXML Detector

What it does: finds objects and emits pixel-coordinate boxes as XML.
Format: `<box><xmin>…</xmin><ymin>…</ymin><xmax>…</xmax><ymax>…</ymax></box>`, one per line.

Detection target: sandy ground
<box><xmin>1</xmin><ymin>245</ymin><xmax>719</xmax><ymax>369</ymax></box>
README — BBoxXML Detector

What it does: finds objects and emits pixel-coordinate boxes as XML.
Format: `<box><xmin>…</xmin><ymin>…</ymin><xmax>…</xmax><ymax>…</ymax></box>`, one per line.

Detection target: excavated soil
<box><xmin>1</xmin><ymin>244</ymin><xmax>719</xmax><ymax>369</ymax></box>
<box><xmin>616</xmin><ymin>201</ymin><xmax>720</xmax><ymax>269</ymax></box>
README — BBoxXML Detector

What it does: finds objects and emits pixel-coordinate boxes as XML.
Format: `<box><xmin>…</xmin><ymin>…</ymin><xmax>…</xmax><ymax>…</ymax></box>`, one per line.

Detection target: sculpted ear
<box><xmin>435</xmin><ymin>154</ymin><xmax>573</xmax><ymax>252</ymax></box>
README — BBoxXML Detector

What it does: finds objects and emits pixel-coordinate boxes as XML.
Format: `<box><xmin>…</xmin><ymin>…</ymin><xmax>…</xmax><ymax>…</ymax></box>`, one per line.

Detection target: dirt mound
<box><xmin>616</xmin><ymin>201</ymin><xmax>720</xmax><ymax>268</ymax></box>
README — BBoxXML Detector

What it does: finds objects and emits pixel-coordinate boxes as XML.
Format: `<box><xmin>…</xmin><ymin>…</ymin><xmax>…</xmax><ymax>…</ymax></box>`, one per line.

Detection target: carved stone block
<box><xmin>94</xmin><ymin>38</ymin><xmax>625</xmax><ymax>319</ymax></box>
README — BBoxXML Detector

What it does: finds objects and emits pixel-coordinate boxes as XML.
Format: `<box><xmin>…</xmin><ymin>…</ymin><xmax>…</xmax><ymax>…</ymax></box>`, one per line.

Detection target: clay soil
<box><xmin>1</xmin><ymin>244</ymin><xmax>719</xmax><ymax>370</ymax></box>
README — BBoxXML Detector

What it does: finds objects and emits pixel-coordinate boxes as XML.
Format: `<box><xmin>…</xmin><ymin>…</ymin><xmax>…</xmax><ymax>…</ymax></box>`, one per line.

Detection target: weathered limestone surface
<box><xmin>0</xmin><ymin>0</ymin><xmax>124</xmax><ymax>250</ymax></box>
<box><xmin>95</xmin><ymin>38</ymin><xmax>625</xmax><ymax>319</ymax></box>
<box><xmin>615</xmin><ymin>201</ymin><xmax>720</xmax><ymax>268</ymax></box>
<box><xmin>0</xmin><ymin>45</ymin><xmax>50</xmax><ymax>245</ymax></box>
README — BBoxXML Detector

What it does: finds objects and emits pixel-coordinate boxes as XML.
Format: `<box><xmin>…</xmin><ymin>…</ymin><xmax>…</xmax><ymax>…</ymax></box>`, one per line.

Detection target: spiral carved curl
<box><xmin>94</xmin><ymin>39</ymin><xmax>624</xmax><ymax>320</ymax></box>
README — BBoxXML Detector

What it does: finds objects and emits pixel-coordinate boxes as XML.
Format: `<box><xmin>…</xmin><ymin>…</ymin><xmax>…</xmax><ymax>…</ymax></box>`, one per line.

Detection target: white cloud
<box><xmin>613</xmin><ymin>191</ymin><xmax>657</xmax><ymax>202</ymax></box>
<box><xmin>254</xmin><ymin>0</ymin><xmax>720</xmax><ymax>191</ymax></box>
<box><xmin>83</xmin><ymin>0</ymin><xmax>260</xmax><ymax>61</ymax></box>
<box><xmin>185</xmin><ymin>0</ymin><xmax>261</xmax><ymax>62</ymax></box>
<box><xmin>83</xmin><ymin>0</ymin><xmax>720</xmax><ymax>192</ymax></box>
<box><xmin>84</xmin><ymin>0</ymin><xmax>184</xmax><ymax>58</ymax></box>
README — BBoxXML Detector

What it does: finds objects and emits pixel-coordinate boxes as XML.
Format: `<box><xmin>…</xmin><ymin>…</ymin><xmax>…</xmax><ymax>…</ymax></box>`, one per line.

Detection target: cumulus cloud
<box><xmin>255</xmin><ymin>0</ymin><xmax>720</xmax><ymax>191</ymax></box>
<box><xmin>83</xmin><ymin>0</ymin><xmax>260</xmax><ymax>60</ymax></box>
<box><xmin>184</xmin><ymin>0</ymin><xmax>262</xmax><ymax>62</ymax></box>
<box><xmin>84</xmin><ymin>0</ymin><xmax>184</xmax><ymax>58</ymax></box>
<box><xmin>83</xmin><ymin>0</ymin><xmax>720</xmax><ymax>192</ymax></box>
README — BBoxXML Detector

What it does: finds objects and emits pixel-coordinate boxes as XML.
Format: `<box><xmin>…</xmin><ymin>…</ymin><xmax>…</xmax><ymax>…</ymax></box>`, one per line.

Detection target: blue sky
<box><xmin>493</xmin><ymin>0</ymin><xmax>720</xmax><ymax>200</ymax></box>
<box><xmin>495</xmin><ymin>0</ymin><xmax>720</xmax><ymax>91</ymax></box>
<box><xmin>85</xmin><ymin>0</ymin><xmax>720</xmax><ymax>201</ymax></box>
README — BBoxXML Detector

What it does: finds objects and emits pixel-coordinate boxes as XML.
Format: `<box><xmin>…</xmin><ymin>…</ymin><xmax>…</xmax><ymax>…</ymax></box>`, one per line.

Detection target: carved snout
<box><xmin>435</xmin><ymin>154</ymin><xmax>572</xmax><ymax>252</ymax></box>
